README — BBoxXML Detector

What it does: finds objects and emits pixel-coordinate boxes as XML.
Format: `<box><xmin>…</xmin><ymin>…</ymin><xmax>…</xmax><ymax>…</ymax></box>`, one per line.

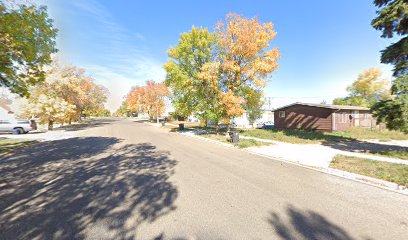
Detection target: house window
<box><xmin>339</xmin><ymin>112</ymin><xmax>348</xmax><ymax>123</ymax></box>
<box><xmin>279</xmin><ymin>111</ymin><xmax>285</xmax><ymax>118</ymax></box>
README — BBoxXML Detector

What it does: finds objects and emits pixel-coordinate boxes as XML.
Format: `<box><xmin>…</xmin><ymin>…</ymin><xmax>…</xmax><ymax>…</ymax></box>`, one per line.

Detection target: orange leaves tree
<box><xmin>199</xmin><ymin>13</ymin><xmax>280</xmax><ymax>126</ymax></box>
<box><xmin>126</xmin><ymin>80</ymin><xmax>169</xmax><ymax>123</ymax></box>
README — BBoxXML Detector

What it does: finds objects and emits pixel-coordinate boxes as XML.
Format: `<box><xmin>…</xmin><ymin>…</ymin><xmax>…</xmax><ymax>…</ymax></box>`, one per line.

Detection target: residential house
<box><xmin>0</xmin><ymin>100</ymin><xmax>14</xmax><ymax>120</ymax></box>
<box><xmin>274</xmin><ymin>102</ymin><xmax>376</xmax><ymax>132</ymax></box>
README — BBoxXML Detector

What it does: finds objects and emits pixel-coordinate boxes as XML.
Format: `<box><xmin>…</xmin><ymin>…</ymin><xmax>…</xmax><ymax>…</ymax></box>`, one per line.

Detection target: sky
<box><xmin>36</xmin><ymin>0</ymin><xmax>395</xmax><ymax>111</ymax></box>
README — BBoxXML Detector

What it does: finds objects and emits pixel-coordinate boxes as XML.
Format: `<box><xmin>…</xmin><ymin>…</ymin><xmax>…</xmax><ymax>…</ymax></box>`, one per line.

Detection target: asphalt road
<box><xmin>1</xmin><ymin>119</ymin><xmax>407</xmax><ymax>240</ymax></box>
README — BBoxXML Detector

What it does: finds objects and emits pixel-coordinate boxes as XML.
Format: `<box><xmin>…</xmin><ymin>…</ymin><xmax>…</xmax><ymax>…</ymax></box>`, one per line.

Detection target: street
<box><xmin>0</xmin><ymin>119</ymin><xmax>407</xmax><ymax>239</ymax></box>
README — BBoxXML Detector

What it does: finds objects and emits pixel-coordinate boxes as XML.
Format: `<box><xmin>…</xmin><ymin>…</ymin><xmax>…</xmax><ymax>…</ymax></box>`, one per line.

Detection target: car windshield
<box><xmin>17</xmin><ymin>120</ymin><xmax>29</xmax><ymax>124</ymax></box>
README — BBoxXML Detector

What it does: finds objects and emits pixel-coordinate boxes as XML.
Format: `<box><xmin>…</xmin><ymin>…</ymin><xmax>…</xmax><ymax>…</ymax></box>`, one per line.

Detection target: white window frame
<box><xmin>279</xmin><ymin>111</ymin><xmax>285</xmax><ymax>118</ymax></box>
<box><xmin>339</xmin><ymin>112</ymin><xmax>348</xmax><ymax>123</ymax></box>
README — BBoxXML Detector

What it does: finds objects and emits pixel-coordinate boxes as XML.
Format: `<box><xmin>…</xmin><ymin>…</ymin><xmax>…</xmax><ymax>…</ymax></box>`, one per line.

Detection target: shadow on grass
<box><xmin>0</xmin><ymin>138</ymin><xmax>38</xmax><ymax>156</ymax></box>
<box><xmin>268</xmin><ymin>205</ymin><xmax>355</xmax><ymax>240</ymax></box>
<box><xmin>0</xmin><ymin>137</ymin><xmax>178</xmax><ymax>239</ymax></box>
<box><xmin>322</xmin><ymin>139</ymin><xmax>408</xmax><ymax>153</ymax></box>
<box><xmin>248</xmin><ymin>128</ymin><xmax>353</xmax><ymax>143</ymax></box>
<box><xmin>244</xmin><ymin>128</ymin><xmax>408</xmax><ymax>153</ymax></box>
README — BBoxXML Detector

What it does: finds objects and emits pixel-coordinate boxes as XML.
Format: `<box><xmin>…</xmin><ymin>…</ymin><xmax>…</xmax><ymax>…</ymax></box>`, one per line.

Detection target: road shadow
<box><xmin>268</xmin><ymin>205</ymin><xmax>355</xmax><ymax>240</ymax></box>
<box><xmin>0</xmin><ymin>137</ymin><xmax>178</xmax><ymax>239</ymax></box>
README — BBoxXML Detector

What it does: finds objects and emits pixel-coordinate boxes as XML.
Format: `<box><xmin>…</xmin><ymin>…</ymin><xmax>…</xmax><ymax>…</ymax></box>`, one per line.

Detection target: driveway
<box><xmin>0</xmin><ymin>119</ymin><xmax>407</xmax><ymax>239</ymax></box>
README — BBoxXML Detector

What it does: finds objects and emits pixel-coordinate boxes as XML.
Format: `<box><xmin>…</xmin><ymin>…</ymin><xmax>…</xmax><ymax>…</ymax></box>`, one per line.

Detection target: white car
<box><xmin>0</xmin><ymin>119</ymin><xmax>37</xmax><ymax>134</ymax></box>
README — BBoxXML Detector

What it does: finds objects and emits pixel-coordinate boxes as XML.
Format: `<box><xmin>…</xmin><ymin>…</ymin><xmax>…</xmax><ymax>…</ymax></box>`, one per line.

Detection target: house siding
<box><xmin>274</xmin><ymin>105</ymin><xmax>334</xmax><ymax>132</ymax></box>
<box><xmin>334</xmin><ymin>110</ymin><xmax>375</xmax><ymax>131</ymax></box>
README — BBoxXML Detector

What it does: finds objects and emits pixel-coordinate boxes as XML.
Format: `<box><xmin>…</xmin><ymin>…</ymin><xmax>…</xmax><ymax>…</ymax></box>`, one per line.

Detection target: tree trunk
<box><xmin>225</xmin><ymin>117</ymin><xmax>232</xmax><ymax>136</ymax></box>
<box><xmin>48</xmin><ymin>120</ymin><xmax>54</xmax><ymax>131</ymax></box>
<box><xmin>156</xmin><ymin>111</ymin><xmax>159</xmax><ymax>124</ymax></box>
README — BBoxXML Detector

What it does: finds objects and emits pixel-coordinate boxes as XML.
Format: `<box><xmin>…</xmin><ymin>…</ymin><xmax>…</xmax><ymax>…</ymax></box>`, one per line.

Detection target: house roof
<box><xmin>273</xmin><ymin>102</ymin><xmax>370</xmax><ymax>111</ymax></box>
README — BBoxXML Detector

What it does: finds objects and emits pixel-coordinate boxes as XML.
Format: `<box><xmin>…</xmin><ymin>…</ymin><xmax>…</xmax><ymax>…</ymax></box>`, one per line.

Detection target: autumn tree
<box><xmin>370</xmin><ymin>0</ymin><xmax>408</xmax><ymax>132</ymax></box>
<box><xmin>22</xmin><ymin>60</ymin><xmax>109</xmax><ymax>129</ymax></box>
<box><xmin>164</xmin><ymin>27</ymin><xmax>218</xmax><ymax>123</ymax></box>
<box><xmin>114</xmin><ymin>101</ymin><xmax>131</xmax><ymax>117</ymax></box>
<box><xmin>126</xmin><ymin>80</ymin><xmax>169</xmax><ymax>123</ymax></box>
<box><xmin>126</xmin><ymin>85</ymin><xmax>146</xmax><ymax>113</ymax></box>
<box><xmin>23</xmin><ymin>94</ymin><xmax>76</xmax><ymax>130</ymax></box>
<box><xmin>45</xmin><ymin>61</ymin><xmax>109</xmax><ymax>121</ymax></box>
<box><xmin>333</xmin><ymin>68</ymin><xmax>390</xmax><ymax>107</ymax></box>
<box><xmin>0</xmin><ymin>1</ymin><xmax>58</xmax><ymax>96</ymax></box>
<box><xmin>199</xmin><ymin>13</ymin><xmax>280</xmax><ymax>129</ymax></box>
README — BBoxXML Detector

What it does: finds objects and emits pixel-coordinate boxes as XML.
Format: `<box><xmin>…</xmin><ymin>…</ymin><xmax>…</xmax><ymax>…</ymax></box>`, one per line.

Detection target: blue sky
<box><xmin>40</xmin><ymin>0</ymin><xmax>395</xmax><ymax>111</ymax></box>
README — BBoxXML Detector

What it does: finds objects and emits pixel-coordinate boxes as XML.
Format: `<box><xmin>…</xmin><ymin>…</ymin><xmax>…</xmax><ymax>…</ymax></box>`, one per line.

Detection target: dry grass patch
<box><xmin>330</xmin><ymin>154</ymin><xmax>408</xmax><ymax>188</ymax></box>
<box><xmin>0</xmin><ymin>138</ymin><xmax>38</xmax><ymax>157</ymax></box>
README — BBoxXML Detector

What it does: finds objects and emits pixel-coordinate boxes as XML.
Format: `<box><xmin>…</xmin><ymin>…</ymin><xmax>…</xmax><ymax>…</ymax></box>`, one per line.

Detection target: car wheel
<box><xmin>14</xmin><ymin>128</ymin><xmax>24</xmax><ymax>135</ymax></box>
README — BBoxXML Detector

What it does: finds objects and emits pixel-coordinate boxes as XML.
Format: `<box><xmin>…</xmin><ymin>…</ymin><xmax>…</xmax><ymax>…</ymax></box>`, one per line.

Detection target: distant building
<box><xmin>273</xmin><ymin>102</ymin><xmax>376</xmax><ymax>132</ymax></box>
<box><xmin>0</xmin><ymin>100</ymin><xmax>14</xmax><ymax>120</ymax></box>
<box><xmin>233</xmin><ymin>110</ymin><xmax>274</xmax><ymax>128</ymax></box>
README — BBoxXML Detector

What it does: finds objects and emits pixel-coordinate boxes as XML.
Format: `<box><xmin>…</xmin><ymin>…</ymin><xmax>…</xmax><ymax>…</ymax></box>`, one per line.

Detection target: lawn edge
<box><xmin>0</xmin><ymin>140</ymin><xmax>40</xmax><ymax>161</ymax></box>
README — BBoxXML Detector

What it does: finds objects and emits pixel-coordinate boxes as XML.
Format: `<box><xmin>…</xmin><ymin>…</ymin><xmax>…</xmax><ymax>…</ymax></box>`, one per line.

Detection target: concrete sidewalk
<box><xmin>242</xmin><ymin>136</ymin><xmax>408</xmax><ymax>168</ymax></box>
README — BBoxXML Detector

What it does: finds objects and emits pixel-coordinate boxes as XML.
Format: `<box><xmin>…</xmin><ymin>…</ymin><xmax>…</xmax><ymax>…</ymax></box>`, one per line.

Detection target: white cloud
<box><xmin>58</xmin><ymin>0</ymin><xmax>166</xmax><ymax>112</ymax></box>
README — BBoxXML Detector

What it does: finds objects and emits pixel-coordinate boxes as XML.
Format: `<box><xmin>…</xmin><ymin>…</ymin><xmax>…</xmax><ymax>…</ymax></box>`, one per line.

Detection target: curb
<box><xmin>174</xmin><ymin>129</ymin><xmax>408</xmax><ymax>197</ymax></box>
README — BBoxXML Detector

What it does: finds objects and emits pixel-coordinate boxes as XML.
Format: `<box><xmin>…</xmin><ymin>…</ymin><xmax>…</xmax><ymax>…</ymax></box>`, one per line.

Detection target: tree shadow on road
<box><xmin>268</xmin><ymin>205</ymin><xmax>355</xmax><ymax>240</ymax></box>
<box><xmin>0</xmin><ymin>137</ymin><xmax>178</xmax><ymax>239</ymax></box>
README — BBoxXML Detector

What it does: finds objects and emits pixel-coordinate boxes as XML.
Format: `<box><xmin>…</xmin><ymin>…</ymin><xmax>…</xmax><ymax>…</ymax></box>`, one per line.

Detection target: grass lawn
<box><xmin>330</xmin><ymin>127</ymin><xmax>408</xmax><ymax>141</ymax></box>
<box><xmin>200</xmin><ymin>133</ymin><xmax>270</xmax><ymax>149</ymax></box>
<box><xmin>330</xmin><ymin>154</ymin><xmax>408</xmax><ymax>188</ymax></box>
<box><xmin>241</xmin><ymin>128</ymin><xmax>349</xmax><ymax>144</ymax></box>
<box><xmin>241</xmin><ymin>127</ymin><xmax>408</xmax><ymax>144</ymax></box>
<box><xmin>369</xmin><ymin>150</ymin><xmax>408</xmax><ymax>160</ymax></box>
<box><xmin>0</xmin><ymin>138</ymin><xmax>38</xmax><ymax>157</ymax></box>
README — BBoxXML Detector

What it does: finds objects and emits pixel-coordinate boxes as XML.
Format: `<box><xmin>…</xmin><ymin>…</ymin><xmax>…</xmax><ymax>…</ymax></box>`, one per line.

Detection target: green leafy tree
<box><xmin>370</xmin><ymin>0</ymin><xmax>408</xmax><ymax>132</ymax></box>
<box><xmin>372</xmin><ymin>75</ymin><xmax>408</xmax><ymax>132</ymax></box>
<box><xmin>371</xmin><ymin>0</ymin><xmax>407</xmax><ymax>77</ymax></box>
<box><xmin>0</xmin><ymin>2</ymin><xmax>58</xmax><ymax>96</ymax></box>
<box><xmin>242</xmin><ymin>87</ymin><xmax>264</xmax><ymax>125</ymax></box>
<box><xmin>164</xmin><ymin>27</ymin><xmax>219</xmax><ymax>123</ymax></box>
<box><xmin>333</xmin><ymin>68</ymin><xmax>390</xmax><ymax>107</ymax></box>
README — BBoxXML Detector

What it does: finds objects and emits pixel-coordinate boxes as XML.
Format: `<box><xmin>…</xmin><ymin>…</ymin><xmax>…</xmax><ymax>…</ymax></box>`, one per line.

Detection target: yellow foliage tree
<box><xmin>199</xmin><ymin>13</ymin><xmax>280</xmax><ymax>126</ymax></box>
<box><xmin>126</xmin><ymin>80</ymin><xmax>169</xmax><ymax>123</ymax></box>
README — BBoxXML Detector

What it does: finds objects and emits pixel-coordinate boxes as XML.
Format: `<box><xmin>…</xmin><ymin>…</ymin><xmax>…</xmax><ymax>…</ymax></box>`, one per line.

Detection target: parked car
<box><xmin>0</xmin><ymin>119</ymin><xmax>37</xmax><ymax>134</ymax></box>
<box><xmin>256</xmin><ymin>121</ymin><xmax>274</xmax><ymax>129</ymax></box>
<box><xmin>262</xmin><ymin>121</ymin><xmax>274</xmax><ymax>129</ymax></box>
<box><xmin>256</xmin><ymin>122</ymin><xmax>265</xmax><ymax>129</ymax></box>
